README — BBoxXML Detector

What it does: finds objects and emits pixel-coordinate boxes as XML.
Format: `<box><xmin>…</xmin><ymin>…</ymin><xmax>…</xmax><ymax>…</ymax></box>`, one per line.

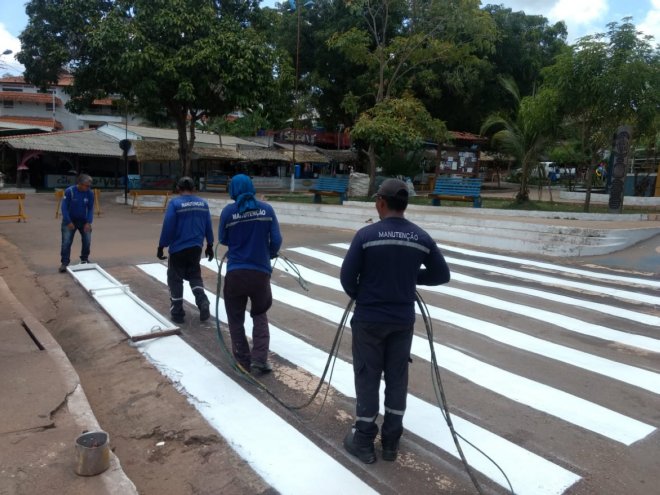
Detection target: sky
<box><xmin>1</xmin><ymin>0</ymin><xmax>658</xmax><ymax>75</ymax></box>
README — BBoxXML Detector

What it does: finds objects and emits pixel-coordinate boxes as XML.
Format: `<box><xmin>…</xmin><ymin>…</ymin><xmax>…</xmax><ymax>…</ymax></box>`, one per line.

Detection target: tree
<box><xmin>481</xmin><ymin>78</ymin><xmax>559</xmax><ymax>202</ymax></box>
<box><xmin>327</xmin><ymin>0</ymin><xmax>462</xmax><ymax>194</ymax></box>
<box><xmin>539</xmin><ymin>18</ymin><xmax>659</xmax><ymax>210</ymax></box>
<box><xmin>351</xmin><ymin>94</ymin><xmax>447</xmax><ymax>181</ymax></box>
<box><xmin>18</xmin><ymin>0</ymin><xmax>275</xmax><ymax>177</ymax></box>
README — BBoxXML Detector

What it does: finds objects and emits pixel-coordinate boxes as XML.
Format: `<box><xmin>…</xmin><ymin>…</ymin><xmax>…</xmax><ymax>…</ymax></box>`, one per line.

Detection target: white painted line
<box><xmin>423</xmin><ymin>285</ymin><xmax>660</xmax><ymax>353</ymax></box>
<box><xmin>330</xmin><ymin>243</ymin><xmax>660</xmax><ymax>306</ymax></box>
<box><xmin>267</xmin><ymin>260</ymin><xmax>655</xmax><ymax>445</ymax></box>
<box><xmin>291</xmin><ymin>246</ymin><xmax>660</xmax><ymax>327</ymax></box>
<box><xmin>136</xmin><ymin>336</ymin><xmax>377</xmax><ymax>495</ymax></box>
<box><xmin>284</xmin><ymin>248</ymin><xmax>660</xmax><ymax>351</ymax></box>
<box><xmin>288</xmin><ymin>247</ymin><xmax>660</xmax><ymax>394</ymax></box>
<box><xmin>138</xmin><ymin>263</ymin><xmax>581</xmax><ymax>495</ymax></box>
<box><xmin>434</xmin><ymin>242</ymin><xmax>660</xmax><ymax>289</ymax></box>
<box><xmin>68</xmin><ymin>263</ymin><xmax>177</xmax><ymax>338</ymax></box>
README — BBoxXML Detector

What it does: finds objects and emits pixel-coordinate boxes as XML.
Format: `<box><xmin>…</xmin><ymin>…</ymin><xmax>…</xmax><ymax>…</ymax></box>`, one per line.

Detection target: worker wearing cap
<box><xmin>157</xmin><ymin>176</ymin><xmax>214</xmax><ymax>324</ymax></box>
<box><xmin>340</xmin><ymin>178</ymin><xmax>450</xmax><ymax>464</ymax></box>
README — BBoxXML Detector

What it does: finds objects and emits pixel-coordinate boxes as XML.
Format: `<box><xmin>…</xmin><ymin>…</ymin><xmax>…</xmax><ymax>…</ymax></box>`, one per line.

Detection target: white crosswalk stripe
<box><xmin>95</xmin><ymin>242</ymin><xmax>658</xmax><ymax>495</ymax></box>
<box><xmin>137</xmin><ymin>262</ymin><xmax>581</xmax><ymax>494</ymax></box>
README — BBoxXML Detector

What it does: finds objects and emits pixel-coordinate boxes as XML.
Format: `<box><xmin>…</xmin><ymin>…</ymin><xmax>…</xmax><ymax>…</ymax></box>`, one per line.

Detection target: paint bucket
<box><xmin>74</xmin><ymin>431</ymin><xmax>110</xmax><ymax>476</ymax></box>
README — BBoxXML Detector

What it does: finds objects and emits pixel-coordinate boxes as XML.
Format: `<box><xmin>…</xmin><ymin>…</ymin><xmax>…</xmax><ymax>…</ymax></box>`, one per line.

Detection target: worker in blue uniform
<box><xmin>157</xmin><ymin>176</ymin><xmax>214</xmax><ymax>324</ymax></box>
<box><xmin>59</xmin><ymin>173</ymin><xmax>95</xmax><ymax>272</ymax></box>
<box><xmin>218</xmin><ymin>174</ymin><xmax>282</xmax><ymax>373</ymax></box>
<box><xmin>340</xmin><ymin>178</ymin><xmax>451</xmax><ymax>464</ymax></box>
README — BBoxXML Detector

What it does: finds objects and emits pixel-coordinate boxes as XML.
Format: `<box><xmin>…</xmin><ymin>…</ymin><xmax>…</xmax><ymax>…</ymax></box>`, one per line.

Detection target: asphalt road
<box><xmin>1</xmin><ymin>191</ymin><xmax>658</xmax><ymax>495</ymax></box>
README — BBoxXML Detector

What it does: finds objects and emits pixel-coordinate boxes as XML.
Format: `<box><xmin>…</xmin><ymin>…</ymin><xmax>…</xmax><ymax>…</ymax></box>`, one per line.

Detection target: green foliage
<box><xmin>18</xmin><ymin>0</ymin><xmax>275</xmax><ymax>176</ymax></box>
<box><xmin>481</xmin><ymin>77</ymin><xmax>558</xmax><ymax>202</ymax></box>
<box><xmin>351</xmin><ymin>95</ymin><xmax>447</xmax><ymax>152</ymax></box>
<box><xmin>539</xmin><ymin>17</ymin><xmax>659</xmax><ymax>210</ymax></box>
<box><xmin>203</xmin><ymin>110</ymin><xmax>271</xmax><ymax>137</ymax></box>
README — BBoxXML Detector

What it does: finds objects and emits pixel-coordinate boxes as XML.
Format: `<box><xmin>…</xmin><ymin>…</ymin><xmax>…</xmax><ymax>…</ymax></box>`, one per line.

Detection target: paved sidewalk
<box><xmin>0</xmin><ymin>275</ymin><xmax>138</xmax><ymax>495</ymax></box>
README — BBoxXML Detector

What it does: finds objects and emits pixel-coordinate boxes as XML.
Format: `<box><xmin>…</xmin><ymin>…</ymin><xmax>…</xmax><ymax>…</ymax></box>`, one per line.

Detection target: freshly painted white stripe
<box><xmin>449</xmin><ymin>271</ymin><xmax>660</xmax><ymax>328</ymax></box>
<box><xmin>441</xmin><ymin>255</ymin><xmax>660</xmax><ymax>306</ymax></box>
<box><xmin>435</xmin><ymin>242</ymin><xmax>660</xmax><ymax>289</ymax></box>
<box><xmin>268</xmin><ymin>262</ymin><xmax>655</xmax><ymax>445</ymax></box>
<box><xmin>284</xmin><ymin>248</ymin><xmax>659</xmax><ymax>351</ymax></box>
<box><xmin>136</xmin><ymin>337</ymin><xmax>377</xmax><ymax>495</ymax></box>
<box><xmin>329</xmin><ymin>243</ymin><xmax>660</xmax><ymax>306</ymax></box>
<box><xmin>287</xmin><ymin>247</ymin><xmax>660</xmax><ymax>394</ymax></box>
<box><xmin>289</xmin><ymin>246</ymin><xmax>659</xmax><ymax>327</ymax></box>
<box><xmin>138</xmin><ymin>263</ymin><xmax>581</xmax><ymax>494</ymax></box>
<box><xmin>424</xmin><ymin>284</ymin><xmax>660</xmax><ymax>353</ymax></box>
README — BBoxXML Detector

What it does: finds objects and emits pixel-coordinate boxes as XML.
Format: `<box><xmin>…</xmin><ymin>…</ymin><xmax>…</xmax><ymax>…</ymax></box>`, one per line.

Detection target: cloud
<box><xmin>0</xmin><ymin>22</ymin><xmax>24</xmax><ymax>75</ymax></box>
<box><xmin>638</xmin><ymin>0</ymin><xmax>660</xmax><ymax>42</ymax></box>
<box><xmin>542</xmin><ymin>0</ymin><xmax>610</xmax><ymax>41</ymax></box>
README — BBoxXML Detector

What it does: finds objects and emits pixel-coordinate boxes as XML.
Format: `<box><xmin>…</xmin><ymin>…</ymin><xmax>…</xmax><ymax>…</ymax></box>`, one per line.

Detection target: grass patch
<box><xmin>261</xmin><ymin>192</ymin><xmax>656</xmax><ymax>214</ymax></box>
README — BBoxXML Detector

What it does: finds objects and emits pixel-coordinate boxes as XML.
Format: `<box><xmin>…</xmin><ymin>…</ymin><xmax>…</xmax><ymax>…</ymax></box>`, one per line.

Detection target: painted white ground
<box><xmin>82</xmin><ymin>242</ymin><xmax>659</xmax><ymax>495</ymax></box>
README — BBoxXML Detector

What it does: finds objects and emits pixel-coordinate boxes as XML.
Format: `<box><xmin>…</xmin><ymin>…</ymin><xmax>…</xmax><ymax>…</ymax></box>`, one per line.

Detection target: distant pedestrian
<box><xmin>218</xmin><ymin>174</ymin><xmax>282</xmax><ymax>373</ymax></box>
<box><xmin>157</xmin><ymin>176</ymin><xmax>214</xmax><ymax>324</ymax></box>
<box><xmin>340</xmin><ymin>178</ymin><xmax>450</xmax><ymax>464</ymax></box>
<box><xmin>59</xmin><ymin>174</ymin><xmax>94</xmax><ymax>272</ymax></box>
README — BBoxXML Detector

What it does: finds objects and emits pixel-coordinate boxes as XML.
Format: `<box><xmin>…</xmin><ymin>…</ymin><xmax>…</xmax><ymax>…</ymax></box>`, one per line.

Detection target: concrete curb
<box><xmin>0</xmin><ymin>276</ymin><xmax>138</xmax><ymax>495</ymax></box>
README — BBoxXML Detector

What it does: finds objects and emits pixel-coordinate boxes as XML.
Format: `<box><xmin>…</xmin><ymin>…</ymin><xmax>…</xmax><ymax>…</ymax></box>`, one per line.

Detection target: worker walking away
<box><xmin>218</xmin><ymin>174</ymin><xmax>282</xmax><ymax>373</ymax></box>
<box><xmin>59</xmin><ymin>174</ymin><xmax>95</xmax><ymax>272</ymax></box>
<box><xmin>157</xmin><ymin>176</ymin><xmax>214</xmax><ymax>324</ymax></box>
<box><xmin>340</xmin><ymin>178</ymin><xmax>450</xmax><ymax>464</ymax></box>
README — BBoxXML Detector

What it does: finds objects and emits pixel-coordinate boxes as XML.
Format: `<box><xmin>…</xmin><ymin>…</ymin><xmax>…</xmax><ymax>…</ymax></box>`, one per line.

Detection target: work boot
<box><xmin>199</xmin><ymin>301</ymin><xmax>210</xmax><ymax>322</ymax></box>
<box><xmin>381</xmin><ymin>438</ymin><xmax>399</xmax><ymax>461</ymax></box>
<box><xmin>58</xmin><ymin>264</ymin><xmax>67</xmax><ymax>273</ymax></box>
<box><xmin>171</xmin><ymin>314</ymin><xmax>185</xmax><ymax>324</ymax></box>
<box><xmin>343</xmin><ymin>429</ymin><xmax>376</xmax><ymax>464</ymax></box>
<box><xmin>251</xmin><ymin>360</ymin><xmax>272</xmax><ymax>373</ymax></box>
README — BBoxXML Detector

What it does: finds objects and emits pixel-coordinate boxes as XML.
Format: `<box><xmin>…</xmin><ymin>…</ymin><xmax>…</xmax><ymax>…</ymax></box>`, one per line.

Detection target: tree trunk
<box><xmin>517</xmin><ymin>161</ymin><xmax>530</xmax><ymax>202</ymax></box>
<box><xmin>367</xmin><ymin>143</ymin><xmax>377</xmax><ymax>197</ymax></box>
<box><xmin>583</xmin><ymin>161</ymin><xmax>594</xmax><ymax>212</ymax></box>
<box><xmin>174</xmin><ymin>110</ymin><xmax>195</xmax><ymax>178</ymax></box>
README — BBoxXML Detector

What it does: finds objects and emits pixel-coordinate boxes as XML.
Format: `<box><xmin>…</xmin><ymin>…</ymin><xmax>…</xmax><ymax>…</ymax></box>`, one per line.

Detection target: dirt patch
<box><xmin>0</xmin><ymin>237</ymin><xmax>273</xmax><ymax>495</ymax></box>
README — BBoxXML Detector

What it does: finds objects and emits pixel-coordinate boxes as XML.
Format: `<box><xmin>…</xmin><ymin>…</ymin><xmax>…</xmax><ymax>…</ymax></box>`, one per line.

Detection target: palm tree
<box><xmin>481</xmin><ymin>78</ymin><xmax>552</xmax><ymax>203</ymax></box>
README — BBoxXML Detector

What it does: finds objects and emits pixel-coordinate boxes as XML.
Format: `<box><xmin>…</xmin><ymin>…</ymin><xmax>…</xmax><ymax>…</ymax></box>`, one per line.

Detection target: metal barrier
<box><xmin>0</xmin><ymin>193</ymin><xmax>28</xmax><ymax>222</ymax></box>
<box><xmin>130</xmin><ymin>190</ymin><xmax>171</xmax><ymax>213</ymax></box>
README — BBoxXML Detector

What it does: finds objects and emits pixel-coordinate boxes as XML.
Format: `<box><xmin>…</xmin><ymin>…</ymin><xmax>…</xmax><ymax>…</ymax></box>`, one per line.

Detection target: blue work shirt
<box><xmin>159</xmin><ymin>194</ymin><xmax>214</xmax><ymax>254</ymax></box>
<box><xmin>61</xmin><ymin>185</ymin><xmax>94</xmax><ymax>224</ymax></box>
<box><xmin>340</xmin><ymin>216</ymin><xmax>450</xmax><ymax>324</ymax></box>
<box><xmin>219</xmin><ymin>200</ymin><xmax>282</xmax><ymax>275</ymax></box>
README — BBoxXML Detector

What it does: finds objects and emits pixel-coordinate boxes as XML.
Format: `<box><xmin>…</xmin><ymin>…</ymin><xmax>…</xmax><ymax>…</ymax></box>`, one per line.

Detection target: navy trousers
<box><xmin>350</xmin><ymin>319</ymin><xmax>414</xmax><ymax>446</ymax></box>
<box><xmin>223</xmin><ymin>269</ymin><xmax>273</xmax><ymax>369</ymax></box>
<box><xmin>167</xmin><ymin>246</ymin><xmax>209</xmax><ymax>319</ymax></box>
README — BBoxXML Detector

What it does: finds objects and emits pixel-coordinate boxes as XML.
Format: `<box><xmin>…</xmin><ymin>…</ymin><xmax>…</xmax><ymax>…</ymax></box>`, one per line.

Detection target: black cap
<box><xmin>374</xmin><ymin>178</ymin><xmax>408</xmax><ymax>199</ymax></box>
<box><xmin>177</xmin><ymin>176</ymin><xmax>195</xmax><ymax>191</ymax></box>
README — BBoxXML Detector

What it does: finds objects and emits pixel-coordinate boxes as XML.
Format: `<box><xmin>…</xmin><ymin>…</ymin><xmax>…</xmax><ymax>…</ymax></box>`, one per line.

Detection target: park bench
<box><xmin>309</xmin><ymin>176</ymin><xmax>350</xmax><ymax>205</ymax></box>
<box><xmin>130</xmin><ymin>190</ymin><xmax>172</xmax><ymax>213</ymax></box>
<box><xmin>428</xmin><ymin>177</ymin><xmax>483</xmax><ymax>208</ymax></box>
<box><xmin>0</xmin><ymin>193</ymin><xmax>28</xmax><ymax>222</ymax></box>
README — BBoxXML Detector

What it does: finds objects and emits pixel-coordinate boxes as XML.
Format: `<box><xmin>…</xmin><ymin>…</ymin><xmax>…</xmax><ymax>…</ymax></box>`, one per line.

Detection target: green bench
<box><xmin>429</xmin><ymin>177</ymin><xmax>483</xmax><ymax>207</ymax></box>
<box><xmin>309</xmin><ymin>176</ymin><xmax>350</xmax><ymax>205</ymax></box>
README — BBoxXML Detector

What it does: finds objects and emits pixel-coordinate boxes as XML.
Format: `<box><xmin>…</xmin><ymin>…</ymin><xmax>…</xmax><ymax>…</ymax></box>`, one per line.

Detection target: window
<box><xmin>45</xmin><ymin>102</ymin><xmax>54</xmax><ymax>112</ymax></box>
<box><xmin>3</xmin><ymin>100</ymin><xmax>13</xmax><ymax>109</ymax></box>
<box><xmin>2</xmin><ymin>87</ymin><xmax>22</xmax><ymax>92</ymax></box>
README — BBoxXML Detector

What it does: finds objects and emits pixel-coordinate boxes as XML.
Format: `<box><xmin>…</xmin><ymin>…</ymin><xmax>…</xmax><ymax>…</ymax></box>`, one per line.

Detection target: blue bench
<box><xmin>428</xmin><ymin>177</ymin><xmax>483</xmax><ymax>207</ymax></box>
<box><xmin>309</xmin><ymin>176</ymin><xmax>350</xmax><ymax>205</ymax></box>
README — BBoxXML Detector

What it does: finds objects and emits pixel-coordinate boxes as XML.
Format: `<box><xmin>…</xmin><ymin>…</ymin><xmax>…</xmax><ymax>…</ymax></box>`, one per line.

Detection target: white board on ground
<box><xmin>68</xmin><ymin>263</ymin><xmax>177</xmax><ymax>339</ymax></box>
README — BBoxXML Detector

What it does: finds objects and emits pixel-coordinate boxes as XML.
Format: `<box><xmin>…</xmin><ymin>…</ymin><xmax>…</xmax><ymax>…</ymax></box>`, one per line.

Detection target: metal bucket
<box><xmin>74</xmin><ymin>431</ymin><xmax>110</xmax><ymax>476</ymax></box>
